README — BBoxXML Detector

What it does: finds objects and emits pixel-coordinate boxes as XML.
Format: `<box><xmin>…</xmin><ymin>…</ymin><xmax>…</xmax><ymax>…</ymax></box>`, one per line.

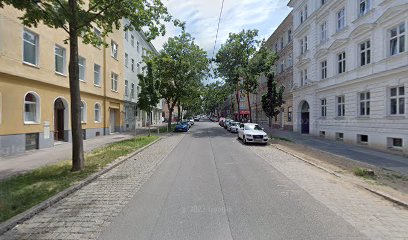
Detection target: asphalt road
<box><xmin>99</xmin><ymin>121</ymin><xmax>367</xmax><ymax>240</ymax></box>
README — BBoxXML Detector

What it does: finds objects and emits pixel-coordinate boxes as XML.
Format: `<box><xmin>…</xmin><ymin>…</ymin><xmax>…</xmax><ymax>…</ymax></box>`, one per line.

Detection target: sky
<box><xmin>152</xmin><ymin>0</ymin><xmax>292</xmax><ymax>84</ymax></box>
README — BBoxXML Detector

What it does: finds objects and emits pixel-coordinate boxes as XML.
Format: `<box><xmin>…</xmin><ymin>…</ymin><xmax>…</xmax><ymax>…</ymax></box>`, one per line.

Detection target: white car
<box><xmin>238</xmin><ymin>123</ymin><xmax>269</xmax><ymax>145</ymax></box>
<box><xmin>228</xmin><ymin>122</ymin><xmax>239</xmax><ymax>133</ymax></box>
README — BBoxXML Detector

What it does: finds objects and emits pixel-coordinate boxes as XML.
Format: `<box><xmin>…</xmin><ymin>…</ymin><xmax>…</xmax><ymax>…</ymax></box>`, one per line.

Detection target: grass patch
<box><xmin>353</xmin><ymin>168</ymin><xmax>376</xmax><ymax>179</ymax></box>
<box><xmin>0</xmin><ymin>136</ymin><xmax>158</xmax><ymax>223</ymax></box>
<box><xmin>269</xmin><ymin>136</ymin><xmax>293</xmax><ymax>142</ymax></box>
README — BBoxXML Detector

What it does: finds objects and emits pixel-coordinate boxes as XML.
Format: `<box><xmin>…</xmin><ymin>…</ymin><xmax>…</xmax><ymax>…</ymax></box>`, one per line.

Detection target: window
<box><xmin>337</xmin><ymin>7</ymin><xmax>345</xmax><ymax>32</ymax></box>
<box><xmin>300</xmin><ymin>10</ymin><xmax>304</xmax><ymax>24</ymax></box>
<box><xmin>389</xmin><ymin>23</ymin><xmax>405</xmax><ymax>56</ymax></box>
<box><xmin>94</xmin><ymin>103</ymin><xmax>101</xmax><ymax>123</ymax></box>
<box><xmin>131</xmin><ymin>35</ymin><xmax>135</xmax><ymax>47</ymax></box>
<box><xmin>137</xmin><ymin>63</ymin><xmax>141</xmax><ymax>73</ymax></box>
<box><xmin>137</xmin><ymin>41</ymin><xmax>140</xmax><ymax>52</ymax></box>
<box><xmin>388</xmin><ymin>138</ymin><xmax>403</xmax><ymax>149</ymax></box>
<box><xmin>111</xmin><ymin>40</ymin><xmax>118</xmax><ymax>59</ymax></box>
<box><xmin>125</xmin><ymin>31</ymin><xmax>128</xmax><ymax>41</ymax></box>
<box><xmin>360</xmin><ymin>40</ymin><xmax>371</xmax><ymax>66</ymax></box>
<box><xmin>125</xmin><ymin>80</ymin><xmax>129</xmax><ymax>96</ymax></box>
<box><xmin>320</xmin><ymin>21</ymin><xmax>327</xmax><ymax>43</ymax></box>
<box><xmin>337</xmin><ymin>95</ymin><xmax>345</xmax><ymax>117</ymax></box>
<box><xmin>359</xmin><ymin>92</ymin><xmax>370</xmax><ymax>116</ymax></box>
<box><xmin>300</xmin><ymin>36</ymin><xmax>307</xmax><ymax>54</ymax></box>
<box><xmin>304</xmin><ymin>4</ymin><xmax>308</xmax><ymax>20</ymax></box>
<box><xmin>23</xmin><ymin>30</ymin><xmax>38</xmax><ymax>65</ymax></box>
<box><xmin>94</xmin><ymin>27</ymin><xmax>102</xmax><ymax>43</ymax></box>
<box><xmin>55</xmin><ymin>45</ymin><xmax>66</xmax><ymax>74</ymax></box>
<box><xmin>80</xmin><ymin>101</ymin><xmax>87</xmax><ymax>123</ymax></box>
<box><xmin>131</xmin><ymin>83</ymin><xmax>135</xmax><ymax>98</ymax></box>
<box><xmin>336</xmin><ymin>132</ymin><xmax>344</xmax><ymax>141</ymax></box>
<box><xmin>321</xmin><ymin>60</ymin><xmax>327</xmax><ymax>79</ymax></box>
<box><xmin>288</xmin><ymin>29</ymin><xmax>292</xmax><ymax>42</ymax></box>
<box><xmin>131</xmin><ymin>59</ymin><xmax>135</xmax><ymax>72</ymax></box>
<box><xmin>280</xmin><ymin>60</ymin><xmax>284</xmax><ymax>73</ymax></box>
<box><xmin>111</xmin><ymin>72</ymin><xmax>118</xmax><ymax>92</ymax></box>
<box><xmin>319</xmin><ymin>131</ymin><xmax>326</xmax><ymax>137</ymax></box>
<box><xmin>321</xmin><ymin>98</ymin><xmax>327</xmax><ymax>117</ymax></box>
<box><xmin>390</xmin><ymin>86</ymin><xmax>405</xmax><ymax>115</ymax></box>
<box><xmin>359</xmin><ymin>0</ymin><xmax>371</xmax><ymax>17</ymax></box>
<box><xmin>300</xmin><ymin>69</ymin><xmax>307</xmax><ymax>86</ymax></box>
<box><xmin>358</xmin><ymin>134</ymin><xmax>368</xmax><ymax>144</ymax></box>
<box><xmin>288</xmin><ymin>55</ymin><xmax>293</xmax><ymax>67</ymax></box>
<box><xmin>280</xmin><ymin>37</ymin><xmax>284</xmax><ymax>49</ymax></box>
<box><xmin>125</xmin><ymin>53</ymin><xmax>129</xmax><ymax>68</ymax></box>
<box><xmin>78</xmin><ymin>56</ymin><xmax>86</xmax><ymax>81</ymax></box>
<box><xmin>275</xmin><ymin>43</ymin><xmax>278</xmax><ymax>53</ymax></box>
<box><xmin>338</xmin><ymin>52</ymin><xmax>346</xmax><ymax>74</ymax></box>
<box><xmin>24</xmin><ymin>92</ymin><xmax>40</xmax><ymax>123</ymax></box>
<box><xmin>94</xmin><ymin>64</ymin><xmax>101</xmax><ymax>86</ymax></box>
<box><xmin>321</xmin><ymin>0</ymin><xmax>327</xmax><ymax>6</ymax></box>
<box><xmin>288</xmin><ymin>107</ymin><xmax>292</xmax><ymax>122</ymax></box>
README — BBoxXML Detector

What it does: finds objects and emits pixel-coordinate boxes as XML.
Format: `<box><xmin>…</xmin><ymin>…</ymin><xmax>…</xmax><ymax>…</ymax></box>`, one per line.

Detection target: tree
<box><xmin>202</xmin><ymin>81</ymin><xmax>233</xmax><ymax>117</ymax></box>
<box><xmin>261</xmin><ymin>72</ymin><xmax>285</xmax><ymax>127</ymax></box>
<box><xmin>215</xmin><ymin>29</ymin><xmax>259</xmax><ymax>122</ymax></box>
<box><xmin>148</xmin><ymin>31</ymin><xmax>209</xmax><ymax>130</ymax></box>
<box><xmin>138</xmin><ymin>62</ymin><xmax>160</xmax><ymax>137</ymax></box>
<box><xmin>0</xmin><ymin>0</ymin><xmax>177</xmax><ymax>171</ymax></box>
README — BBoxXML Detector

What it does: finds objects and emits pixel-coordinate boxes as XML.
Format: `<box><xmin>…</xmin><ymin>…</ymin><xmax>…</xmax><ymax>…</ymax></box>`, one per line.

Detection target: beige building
<box><xmin>253</xmin><ymin>13</ymin><xmax>294</xmax><ymax>130</ymax></box>
<box><xmin>0</xmin><ymin>5</ymin><xmax>125</xmax><ymax>156</ymax></box>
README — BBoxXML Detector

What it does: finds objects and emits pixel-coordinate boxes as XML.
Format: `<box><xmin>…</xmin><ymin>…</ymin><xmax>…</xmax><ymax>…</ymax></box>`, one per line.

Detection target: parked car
<box><xmin>237</xmin><ymin>123</ymin><xmax>269</xmax><ymax>145</ymax></box>
<box><xmin>224</xmin><ymin>119</ymin><xmax>233</xmax><ymax>129</ymax></box>
<box><xmin>174</xmin><ymin>122</ymin><xmax>189</xmax><ymax>132</ymax></box>
<box><xmin>219</xmin><ymin>117</ymin><xmax>226</xmax><ymax>127</ymax></box>
<box><xmin>194</xmin><ymin>116</ymin><xmax>200</xmax><ymax>122</ymax></box>
<box><xmin>188</xmin><ymin>118</ymin><xmax>194</xmax><ymax>126</ymax></box>
<box><xmin>228</xmin><ymin>122</ymin><xmax>239</xmax><ymax>133</ymax></box>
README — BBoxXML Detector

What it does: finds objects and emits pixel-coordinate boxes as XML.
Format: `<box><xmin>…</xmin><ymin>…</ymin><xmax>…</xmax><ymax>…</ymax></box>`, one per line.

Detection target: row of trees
<box><xmin>0</xmin><ymin>0</ymin><xmax>184</xmax><ymax>171</ymax></box>
<box><xmin>205</xmin><ymin>29</ymin><xmax>285</xmax><ymax>125</ymax></box>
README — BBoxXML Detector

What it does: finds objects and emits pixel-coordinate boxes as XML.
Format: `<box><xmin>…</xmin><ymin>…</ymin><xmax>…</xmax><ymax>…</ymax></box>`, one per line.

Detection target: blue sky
<box><xmin>152</xmin><ymin>0</ymin><xmax>292</xmax><ymax>83</ymax></box>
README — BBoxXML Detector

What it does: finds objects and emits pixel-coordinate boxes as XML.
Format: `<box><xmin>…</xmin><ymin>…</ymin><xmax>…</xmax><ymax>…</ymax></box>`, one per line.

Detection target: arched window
<box><xmin>94</xmin><ymin>103</ymin><xmax>101</xmax><ymax>123</ymax></box>
<box><xmin>24</xmin><ymin>92</ymin><xmax>40</xmax><ymax>123</ymax></box>
<box><xmin>81</xmin><ymin>101</ymin><xmax>87</xmax><ymax>123</ymax></box>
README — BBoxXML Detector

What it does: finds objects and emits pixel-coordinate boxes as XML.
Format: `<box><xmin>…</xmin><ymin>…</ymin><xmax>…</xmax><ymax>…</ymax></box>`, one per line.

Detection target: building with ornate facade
<box><xmin>289</xmin><ymin>0</ymin><xmax>408</xmax><ymax>153</ymax></box>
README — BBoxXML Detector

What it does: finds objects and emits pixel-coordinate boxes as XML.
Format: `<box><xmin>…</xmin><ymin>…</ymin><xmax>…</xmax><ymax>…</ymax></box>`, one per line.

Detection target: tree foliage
<box><xmin>202</xmin><ymin>81</ymin><xmax>233</xmax><ymax>116</ymax></box>
<box><xmin>147</xmin><ymin>31</ymin><xmax>209</xmax><ymax>128</ymax></box>
<box><xmin>138</xmin><ymin>62</ymin><xmax>160</xmax><ymax>136</ymax></box>
<box><xmin>0</xmin><ymin>0</ymin><xmax>176</xmax><ymax>171</ymax></box>
<box><xmin>261</xmin><ymin>72</ymin><xmax>285</xmax><ymax>126</ymax></box>
<box><xmin>215</xmin><ymin>29</ymin><xmax>276</xmax><ymax>122</ymax></box>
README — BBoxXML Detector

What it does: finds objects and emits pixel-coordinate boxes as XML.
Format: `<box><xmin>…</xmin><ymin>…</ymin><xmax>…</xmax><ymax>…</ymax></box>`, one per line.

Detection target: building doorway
<box><xmin>300</xmin><ymin>101</ymin><xmax>310</xmax><ymax>134</ymax></box>
<box><xmin>110</xmin><ymin>109</ymin><xmax>116</xmax><ymax>133</ymax></box>
<box><xmin>54</xmin><ymin>98</ymin><xmax>66</xmax><ymax>141</ymax></box>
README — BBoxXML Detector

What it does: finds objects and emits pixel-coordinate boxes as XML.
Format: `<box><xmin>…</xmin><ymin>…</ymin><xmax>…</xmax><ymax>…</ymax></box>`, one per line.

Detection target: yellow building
<box><xmin>0</xmin><ymin>5</ymin><xmax>125</xmax><ymax>156</ymax></box>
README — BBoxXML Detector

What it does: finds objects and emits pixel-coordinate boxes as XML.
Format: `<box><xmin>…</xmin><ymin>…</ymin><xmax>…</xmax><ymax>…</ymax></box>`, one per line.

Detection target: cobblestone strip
<box><xmin>250</xmin><ymin>145</ymin><xmax>408</xmax><ymax>240</ymax></box>
<box><xmin>0</xmin><ymin>134</ymin><xmax>185</xmax><ymax>240</ymax></box>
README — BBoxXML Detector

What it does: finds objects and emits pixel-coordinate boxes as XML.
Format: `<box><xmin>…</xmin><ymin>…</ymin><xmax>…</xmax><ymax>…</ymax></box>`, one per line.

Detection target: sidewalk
<box><xmin>0</xmin><ymin>124</ymin><xmax>168</xmax><ymax>180</ymax></box>
<box><xmin>263</xmin><ymin>127</ymin><xmax>408</xmax><ymax>176</ymax></box>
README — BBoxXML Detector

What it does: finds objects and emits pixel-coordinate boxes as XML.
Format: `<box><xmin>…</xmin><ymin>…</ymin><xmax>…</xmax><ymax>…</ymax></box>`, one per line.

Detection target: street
<box><xmin>99</xmin><ymin>121</ymin><xmax>365</xmax><ymax>240</ymax></box>
<box><xmin>2</xmin><ymin>121</ymin><xmax>407</xmax><ymax>240</ymax></box>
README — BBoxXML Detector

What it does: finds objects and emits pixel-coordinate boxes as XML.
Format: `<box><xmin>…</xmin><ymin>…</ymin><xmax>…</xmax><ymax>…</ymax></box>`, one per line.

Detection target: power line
<box><xmin>210</xmin><ymin>0</ymin><xmax>225</xmax><ymax>76</ymax></box>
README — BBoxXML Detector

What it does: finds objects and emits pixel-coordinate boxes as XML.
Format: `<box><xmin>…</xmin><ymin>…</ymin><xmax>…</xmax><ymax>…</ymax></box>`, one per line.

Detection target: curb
<box><xmin>272</xmin><ymin>144</ymin><xmax>408</xmax><ymax>209</ymax></box>
<box><xmin>0</xmin><ymin>137</ymin><xmax>162</xmax><ymax>235</ymax></box>
<box><xmin>272</xmin><ymin>144</ymin><xmax>340</xmax><ymax>178</ymax></box>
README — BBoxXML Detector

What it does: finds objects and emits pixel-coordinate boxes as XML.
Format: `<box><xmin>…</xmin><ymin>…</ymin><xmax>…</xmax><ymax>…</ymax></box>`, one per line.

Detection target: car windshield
<box><xmin>244</xmin><ymin>124</ymin><xmax>262</xmax><ymax>130</ymax></box>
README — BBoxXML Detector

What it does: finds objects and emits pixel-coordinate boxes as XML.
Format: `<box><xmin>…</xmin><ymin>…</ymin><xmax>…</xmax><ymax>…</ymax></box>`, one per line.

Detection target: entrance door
<box><xmin>300</xmin><ymin>101</ymin><xmax>310</xmax><ymax>134</ymax></box>
<box><xmin>54</xmin><ymin>98</ymin><xmax>65</xmax><ymax>141</ymax></box>
<box><xmin>110</xmin><ymin>110</ymin><xmax>115</xmax><ymax>133</ymax></box>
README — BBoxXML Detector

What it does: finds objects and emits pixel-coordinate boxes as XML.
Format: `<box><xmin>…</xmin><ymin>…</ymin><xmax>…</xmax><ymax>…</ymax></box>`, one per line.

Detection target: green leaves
<box><xmin>261</xmin><ymin>73</ymin><xmax>285</xmax><ymax>120</ymax></box>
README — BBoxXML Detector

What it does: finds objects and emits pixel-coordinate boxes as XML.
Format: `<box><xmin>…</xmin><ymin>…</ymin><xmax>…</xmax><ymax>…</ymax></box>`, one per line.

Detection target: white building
<box><xmin>288</xmin><ymin>0</ymin><xmax>408</xmax><ymax>153</ymax></box>
<box><xmin>123</xmin><ymin>25</ymin><xmax>162</xmax><ymax>131</ymax></box>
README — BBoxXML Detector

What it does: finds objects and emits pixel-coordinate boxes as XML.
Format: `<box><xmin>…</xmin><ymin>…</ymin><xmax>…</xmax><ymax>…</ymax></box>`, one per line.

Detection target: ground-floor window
<box><xmin>287</xmin><ymin>107</ymin><xmax>292</xmax><ymax>122</ymax></box>
<box><xmin>336</xmin><ymin>132</ymin><xmax>344</xmax><ymax>141</ymax></box>
<box><xmin>388</xmin><ymin>137</ymin><xmax>403</xmax><ymax>149</ymax></box>
<box><xmin>358</xmin><ymin>134</ymin><xmax>368</xmax><ymax>144</ymax></box>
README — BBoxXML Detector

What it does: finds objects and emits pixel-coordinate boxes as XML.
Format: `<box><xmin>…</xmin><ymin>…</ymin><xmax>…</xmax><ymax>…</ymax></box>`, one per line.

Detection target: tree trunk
<box><xmin>68</xmin><ymin>0</ymin><xmax>84</xmax><ymax>172</ymax></box>
<box><xmin>167</xmin><ymin>100</ymin><xmax>176</xmax><ymax>131</ymax></box>
<box><xmin>148</xmin><ymin>107</ymin><xmax>151</xmax><ymax>137</ymax></box>
<box><xmin>236</xmin><ymin>86</ymin><xmax>240</xmax><ymax>122</ymax></box>
<box><xmin>177</xmin><ymin>102</ymin><xmax>181</xmax><ymax>121</ymax></box>
<box><xmin>247</xmin><ymin>91</ymin><xmax>252</xmax><ymax>123</ymax></box>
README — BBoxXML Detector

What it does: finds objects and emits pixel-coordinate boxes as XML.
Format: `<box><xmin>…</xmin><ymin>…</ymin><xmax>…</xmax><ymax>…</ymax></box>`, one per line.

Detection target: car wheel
<box><xmin>243</xmin><ymin>137</ymin><xmax>247</xmax><ymax>145</ymax></box>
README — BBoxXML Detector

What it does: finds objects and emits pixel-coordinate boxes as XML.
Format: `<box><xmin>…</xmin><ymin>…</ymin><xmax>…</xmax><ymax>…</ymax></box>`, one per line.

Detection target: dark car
<box><xmin>174</xmin><ymin>122</ymin><xmax>189</xmax><ymax>132</ymax></box>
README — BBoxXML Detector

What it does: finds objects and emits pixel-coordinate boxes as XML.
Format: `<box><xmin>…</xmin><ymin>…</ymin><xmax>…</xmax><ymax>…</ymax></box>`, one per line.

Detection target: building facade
<box><xmin>253</xmin><ymin>13</ymin><xmax>294</xmax><ymax>130</ymax></box>
<box><xmin>0</xmin><ymin>5</ymin><xmax>125</xmax><ymax>156</ymax></box>
<box><xmin>123</xmin><ymin>27</ymin><xmax>162</xmax><ymax>131</ymax></box>
<box><xmin>289</xmin><ymin>0</ymin><xmax>408</xmax><ymax>153</ymax></box>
